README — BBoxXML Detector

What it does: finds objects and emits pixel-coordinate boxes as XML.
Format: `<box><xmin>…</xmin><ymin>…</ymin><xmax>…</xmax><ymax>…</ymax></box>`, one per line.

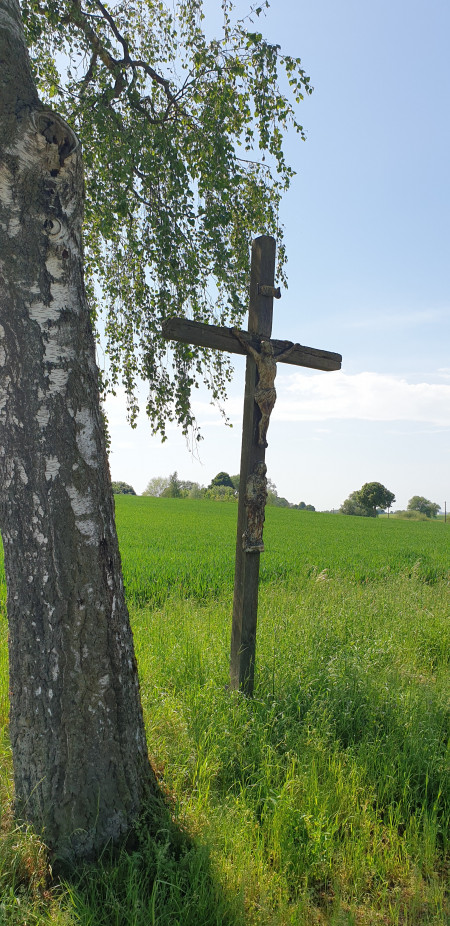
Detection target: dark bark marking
<box><xmin>37</xmin><ymin>113</ymin><xmax>78</xmax><ymax>168</ymax></box>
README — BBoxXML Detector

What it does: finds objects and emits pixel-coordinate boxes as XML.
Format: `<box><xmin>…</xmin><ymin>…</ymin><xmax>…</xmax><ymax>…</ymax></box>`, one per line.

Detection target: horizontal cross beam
<box><xmin>162</xmin><ymin>317</ymin><xmax>342</xmax><ymax>372</ymax></box>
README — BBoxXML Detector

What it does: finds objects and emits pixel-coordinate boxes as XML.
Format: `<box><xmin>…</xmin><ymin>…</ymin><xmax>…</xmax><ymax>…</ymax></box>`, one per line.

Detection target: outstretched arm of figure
<box><xmin>275</xmin><ymin>341</ymin><xmax>300</xmax><ymax>362</ymax></box>
<box><xmin>231</xmin><ymin>327</ymin><xmax>260</xmax><ymax>362</ymax></box>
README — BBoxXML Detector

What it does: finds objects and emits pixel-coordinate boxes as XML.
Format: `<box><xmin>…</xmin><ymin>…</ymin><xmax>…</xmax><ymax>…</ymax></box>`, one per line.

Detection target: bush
<box><xmin>111</xmin><ymin>481</ymin><xmax>136</xmax><ymax>495</ymax></box>
<box><xmin>407</xmin><ymin>496</ymin><xmax>441</xmax><ymax>518</ymax></box>
<box><xmin>209</xmin><ymin>472</ymin><xmax>235</xmax><ymax>490</ymax></box>
<box><xmin>393</xmin><ymin>510</ymin><xmax>428</xmax><ymax>521</ymax></box>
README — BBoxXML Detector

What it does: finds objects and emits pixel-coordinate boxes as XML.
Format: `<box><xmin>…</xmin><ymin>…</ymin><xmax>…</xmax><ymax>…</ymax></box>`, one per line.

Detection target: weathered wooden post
<box><xmin>229</xmin><ymin>235</ymin><xmax>276</xmax><ymax>694</ymax></box>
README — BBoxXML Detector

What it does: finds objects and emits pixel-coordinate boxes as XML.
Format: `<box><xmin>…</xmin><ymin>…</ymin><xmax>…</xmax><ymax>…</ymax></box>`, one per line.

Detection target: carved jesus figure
<box><xmin>233</xmin><ymin>328</ymin><xmax>299</xmax><ymax>447</ymax></box>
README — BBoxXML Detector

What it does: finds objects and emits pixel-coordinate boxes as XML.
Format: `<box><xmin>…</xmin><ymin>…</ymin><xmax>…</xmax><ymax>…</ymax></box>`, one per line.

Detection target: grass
<box><xmin>0</xmin><ymin>500</ymin><xmax>448</xmax><ymax>924</ymax></box>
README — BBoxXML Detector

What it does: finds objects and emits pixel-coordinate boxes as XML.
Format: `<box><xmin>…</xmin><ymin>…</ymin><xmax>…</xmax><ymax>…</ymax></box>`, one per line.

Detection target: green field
<box><xmin>0</xmin><ymin>499</ymin><xmax>448</xmax><ymax>925</ymax></box>
<box><xmin>114</xmin><ymin>497</ymin><xmax>449</xmax><ymax>603</ymax></box>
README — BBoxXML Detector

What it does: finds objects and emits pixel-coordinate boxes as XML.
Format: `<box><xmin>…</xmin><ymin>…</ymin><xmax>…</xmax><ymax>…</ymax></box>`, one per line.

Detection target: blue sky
<box><xmin>105</xmin><ymin>0</ymin><xmax>450</xmax><ymax>511</ymax></box>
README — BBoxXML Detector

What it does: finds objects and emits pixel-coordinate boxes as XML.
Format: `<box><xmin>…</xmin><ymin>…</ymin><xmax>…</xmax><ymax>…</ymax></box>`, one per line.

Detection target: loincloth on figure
<box><xmin>255</xmin><ymin>386</ymin><xmax>277</xmax><ymax>412</ymax></box>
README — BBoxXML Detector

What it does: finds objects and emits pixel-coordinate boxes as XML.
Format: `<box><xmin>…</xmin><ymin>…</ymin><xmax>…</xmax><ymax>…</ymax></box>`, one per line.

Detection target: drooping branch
<box><xmin>23</xmin><ymin>0</ymin><xmax>313</xmax><ymax>437</ymax></box>
<box><xmin>93</xmin><ymin>0</ymin><xmax>176</xmax><ymax>101</ymax></box>
<box><xmin>63</xmin><ymin>0</ymin><xmax>179</xmax><ymax>108</ymax></box>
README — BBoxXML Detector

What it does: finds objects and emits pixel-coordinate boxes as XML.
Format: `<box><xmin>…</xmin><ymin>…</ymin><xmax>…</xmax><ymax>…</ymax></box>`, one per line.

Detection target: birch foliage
<box><xmin>23</xmin><ymin>0</ymin><xmax>311</xmax><ymax>436</ymax></box>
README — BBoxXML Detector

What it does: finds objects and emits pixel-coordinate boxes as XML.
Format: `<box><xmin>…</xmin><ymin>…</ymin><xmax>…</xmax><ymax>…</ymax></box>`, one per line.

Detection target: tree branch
<box><xmin>92</xmin><ymin>0</ymin><xmax>131</xmax><ymax>60</ymax></box>
<box><xmin>64</xmin><ymin>0</ymin><xmax>179</xmax><ymax>110</ymax></box>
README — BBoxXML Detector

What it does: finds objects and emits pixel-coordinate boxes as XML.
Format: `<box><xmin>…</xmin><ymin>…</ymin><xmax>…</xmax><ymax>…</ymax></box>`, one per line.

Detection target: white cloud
<box><xmin>276</xmin><ymin>371</ymin><xmax>450</xmax><ymax>426</ymax></box>
<box><xmin>103</xmin><ymin>370</ymin><xmax>450</xmax><ymax>431</ymax></box>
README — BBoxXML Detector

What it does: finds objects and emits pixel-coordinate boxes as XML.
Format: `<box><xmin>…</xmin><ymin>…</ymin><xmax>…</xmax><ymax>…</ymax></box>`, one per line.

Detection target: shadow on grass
<box><xmin>0</xmin><ymin>742</ymin><xmax>243</xmax><ymax>926</ymax></box>
<box><xmin>58</xmin><ymin>790</ymin><xmax>243</xmax><ymax>926</ymax></box>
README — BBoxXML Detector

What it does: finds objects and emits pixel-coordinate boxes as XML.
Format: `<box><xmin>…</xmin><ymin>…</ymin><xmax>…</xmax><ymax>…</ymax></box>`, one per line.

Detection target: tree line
<box><xmin>138</xmin><ymin>471</ymin><xmax>316</xmax><ymax>509</ymax></box>
<box><xmin>114</xmin><ymin>477</ymin><xmax>442</xmax><ymax>518</ymax></box>
<box><xmin>339</xmin><ymin>483</ymin><xmax>441</xmax><ymax>519</ymax></box>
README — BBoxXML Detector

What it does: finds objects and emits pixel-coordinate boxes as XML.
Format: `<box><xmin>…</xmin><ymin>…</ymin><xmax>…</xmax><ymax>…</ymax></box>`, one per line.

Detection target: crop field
<box><xmin>0</xmin><ymin>499</ymin><xmax>448</xmax><ymax>925</ymax></box>
<box><xmin>114</xmin><ymin>497</ymin><xmax>449</xmax><ymax>605</ymax></box>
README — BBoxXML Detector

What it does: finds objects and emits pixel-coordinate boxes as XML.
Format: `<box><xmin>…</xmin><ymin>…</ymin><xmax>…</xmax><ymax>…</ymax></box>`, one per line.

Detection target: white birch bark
<box><xmin>0</xmin><ymin>0</ymin><xmax>155</xmax><ymax>860</ymax></box>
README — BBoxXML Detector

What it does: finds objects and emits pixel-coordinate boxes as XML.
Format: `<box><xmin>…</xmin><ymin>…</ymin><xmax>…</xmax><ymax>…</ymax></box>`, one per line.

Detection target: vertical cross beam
<box><xmin>230</xmin><ymin>235</ymin><xmax>276</xmax><ymax>695</ymax></box>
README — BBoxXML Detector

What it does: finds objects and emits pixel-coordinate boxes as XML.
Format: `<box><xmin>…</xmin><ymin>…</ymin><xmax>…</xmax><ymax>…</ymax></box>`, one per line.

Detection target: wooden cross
<box><xmin>162</xmin><ymin>235</ymin><xmax>341</xmax><ymax>695</ymax></box>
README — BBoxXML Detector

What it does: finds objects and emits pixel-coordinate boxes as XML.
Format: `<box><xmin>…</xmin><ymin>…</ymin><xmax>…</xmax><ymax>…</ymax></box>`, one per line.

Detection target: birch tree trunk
<box><xmin>0</xmin><ymin>0</ymin><xmax>155</xmax><ymax>861</ymax></box>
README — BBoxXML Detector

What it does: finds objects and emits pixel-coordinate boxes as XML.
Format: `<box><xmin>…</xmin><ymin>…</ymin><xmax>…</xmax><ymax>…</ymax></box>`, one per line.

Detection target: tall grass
<box><xmin>0</xmin><ymin>502</ymin><xmax>448</xmax><ymax>924</ymax></box>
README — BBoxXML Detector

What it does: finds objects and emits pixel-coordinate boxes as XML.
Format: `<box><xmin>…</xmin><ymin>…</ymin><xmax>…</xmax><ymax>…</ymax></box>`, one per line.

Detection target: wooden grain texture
<box><xmin>162</xmin><ymin>317</ymin><xmax>342</xmax><ymax>372</ymax></box>
<box><xmin>229</xmin><ymin>235</ymin><xmax>275</xmax><ymax>695</ymax></box>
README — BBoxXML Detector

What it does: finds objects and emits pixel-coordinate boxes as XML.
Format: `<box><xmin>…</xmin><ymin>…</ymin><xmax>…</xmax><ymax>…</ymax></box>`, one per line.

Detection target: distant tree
<box><xmin>209</xmin><ymin>472</ymin><xmax>235</xmax><ymax>490</ymax></box>
<box><xmin>292</xmin><ymin>501</ymin><xmax>315</xmax><ymax>511</ymax></box>
<box><xmin>358</xmin><ymin>482</ymin><xmax>395</xmax><ymax>517</ymax></box>
<box><xmin>142</xmin><ymin>476</ymin><xmax>170</xmax><ymax>497</ymax></box>
<box><xmin>266</xmin><ymin>478</ymin><xmax>279</xmax><ymax>506</ymax></box>
<box><xmin>274</xmin><ymin>496</ymin><xmax>290</xmax><ymax>507</ymax></box>
<box><xmin>341</xmin><ymin>483</ymin><xmax>396</xmax><ymax>517</ymax></box>
<box><xmin>143</xmin><ymin>476</ymin><xmax>205</xmax><ymax>498</ymax></box>
<box><xmin>161</xmin><ymin>472</ymin><xmax>183</xmax><ymax>498</ymax></box>
<box><xmin>187</xmin><ymin>484</ymin><xmax>205</xmax><ymax>500</ymax></box>
<box><xmin>340</xmin><ymin>491</ymin><xmax>374</xmax><ymax>517</ymax></box>
<box><xmin>407</xmin><ymin>496</ymin><xmax>440</xmax><ymax>518</ymax></box>
<box><xmin>230</xmin><ymin>475</ymin><xmax>240</xmax><ymax>491</ymax></box>
<box><xmin>205</xmin><ymin>485</ymin><xmax>237</xmax><ymax>501</ymax></box>
<box><xmin>111</xmin><ymin>481</ymin><xmax>136</xmax><ymax>495</ymax></box>
<box><xmin>178</xmin><ymin>480</ymin><xmax>196</xmax><ymax>494</ymax></box>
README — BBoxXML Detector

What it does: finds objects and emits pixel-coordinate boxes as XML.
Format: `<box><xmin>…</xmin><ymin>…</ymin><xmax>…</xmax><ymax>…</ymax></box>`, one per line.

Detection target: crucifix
<box><xmin>162</xmin><ymin>235</ymin><xmax>341</xmax><ymax>695</ymax></box>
